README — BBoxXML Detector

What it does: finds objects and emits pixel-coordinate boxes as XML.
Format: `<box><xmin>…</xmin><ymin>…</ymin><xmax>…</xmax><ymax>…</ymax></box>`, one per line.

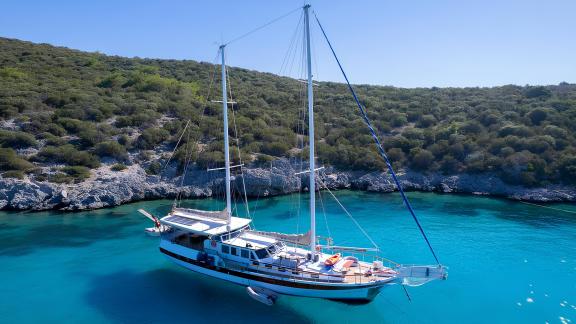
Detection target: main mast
<box><xmin>304</xmin><ymin>5</ymin><xmax>316</xmax><ymax>255</ymax></box>
<box><xmin>220</xmin><ymin>45</ymin><xmax>232</xmax><ymax>226</ymax></box>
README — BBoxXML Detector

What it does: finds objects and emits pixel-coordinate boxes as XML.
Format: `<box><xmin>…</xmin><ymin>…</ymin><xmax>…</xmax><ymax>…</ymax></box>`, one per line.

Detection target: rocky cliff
<box><xmin>1</xmin><ymin>159</ymin><xmax>574</xmax><ymax>211</ymax></box>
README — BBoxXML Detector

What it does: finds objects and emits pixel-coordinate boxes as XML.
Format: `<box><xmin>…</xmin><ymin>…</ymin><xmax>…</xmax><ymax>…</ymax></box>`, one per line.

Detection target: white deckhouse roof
<box><xmin>160</xmin><ymin>208</ymin><xmax>251</xmax><ymax>235</ymax></box>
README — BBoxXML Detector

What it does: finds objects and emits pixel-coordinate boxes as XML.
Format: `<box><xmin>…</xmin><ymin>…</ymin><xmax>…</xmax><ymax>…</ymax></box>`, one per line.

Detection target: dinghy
<box><xmin>138</xmin><ymin>209</ymin><xmax>167</xmax><ymax>236</ymax></box>
<box><xmin>246</xmin><ymin>286</ymin><xmax>278</xmax><ymax>306</ymax></box>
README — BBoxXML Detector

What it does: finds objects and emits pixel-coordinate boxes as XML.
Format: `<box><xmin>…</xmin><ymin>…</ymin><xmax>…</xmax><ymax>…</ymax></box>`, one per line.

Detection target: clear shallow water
<box><xmin>1</xmin><ymin>191</ymin><xmax>575</xmax><ymax>324</ymax></box>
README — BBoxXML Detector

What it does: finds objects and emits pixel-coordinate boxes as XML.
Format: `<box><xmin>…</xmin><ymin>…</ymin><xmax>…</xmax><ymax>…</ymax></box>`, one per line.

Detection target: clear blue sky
<box><xmin>1</xmin><ymin>0</ymin><xmax>574</xmax><ymax>87</ymax></box>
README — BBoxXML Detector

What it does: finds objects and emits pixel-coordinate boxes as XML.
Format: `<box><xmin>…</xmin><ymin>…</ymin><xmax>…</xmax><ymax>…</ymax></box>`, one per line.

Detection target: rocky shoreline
<box><xmin>1</xmin><ymin>159</ymin><xmax>575</xmax><ymax>211</ymax></box>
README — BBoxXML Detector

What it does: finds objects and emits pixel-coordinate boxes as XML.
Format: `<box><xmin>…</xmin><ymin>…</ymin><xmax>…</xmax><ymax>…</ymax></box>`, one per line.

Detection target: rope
<box><xmin>225</xmin><ymin>6</ymin><xmax>302</xmax><ymax>46</ymax></box>
<box><xmin>519</xmin><ymin>201</ymin><xmax>576</xmax><ymax>214</ymax></box>
<box><xmin>313</xmin><ymin>11</ymin><xmax>440</xmax><ymax>264</ymax></box>
<box><xmin>279</xmin><ymin>12</ymin><xmax>303</xmax><ymax>76</ymax></box>
<box><xmin>176</xmin><ymin>120</ymin><xmax>194</xmax><ymax>207</ymax></box>
<box><xmin>173</xmin><ymin>50</ymin><xmax>220</xmax><ymax>207</ymax></box>
<box><xmin>316</xmin><ymin>181</ymin><xmax>332</xmax><ymax>240</ymax></box>
<box><xmin>317</xmin><ymin>178</ymin><xmax>380</xmax><ymax>251</ymax></box>
<box><xmin>163</xmin><ymin>120</ymin><xmax>190</xmax><ymax>169</ymax></box>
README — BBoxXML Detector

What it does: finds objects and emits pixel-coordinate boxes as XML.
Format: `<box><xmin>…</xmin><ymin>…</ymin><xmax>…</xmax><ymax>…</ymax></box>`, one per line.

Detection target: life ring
<box><xmin>315</xmin><ymin>246</ymin><xmax>321</xmax><ymax>252</ymax></box>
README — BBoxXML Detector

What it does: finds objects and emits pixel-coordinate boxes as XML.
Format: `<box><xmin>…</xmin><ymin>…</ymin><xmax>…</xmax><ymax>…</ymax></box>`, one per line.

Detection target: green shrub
<box><xmin>261</xmin><ymin>142</ymin><xmax>290</xmax><ymax>157</ymax></box>
<box><xmin>0</xmin><ymin>130</ymin><xmax>38</xmax><ymax>149</ymax></box>
<box><xmin>111</xmin><ymin>163</ymin><xmax>127</xmax><ymax>171</ymax></box>
<box><xmin>117</xmin><ymin>134</ymin><xmax>131</xmax><ymax>147</ymax></box>
<box><xmin>410</xmin><ymin>149</ymin><xmax>435</xmax><ymax>171</ymax></box>
<box><xmin>145</xmin><ymin>161</ymin><xmax>162</xmax><ymax>175</ymax></box>
<box><xmin>0</xmin><ymin>67</ymin><xmax>27</xmax><ymax>79</ymax></box>
<box><xmin>36</xmin><ymin>145</ymin><xmax>100</xmax><ymax>168</ymax></box>
<box><xmin>390</xmin><ymin>113</ymin><xmax>408</xmax><ymax>127</ymax></box>
<box><xmin>57</xmin><ymin>118</ymin><xmax>87</xmax><ymax>134</ymax></box>
<box><xmin>416</xmin><ymin>115</ymin><xmax>437</xmax><ymax>128</ymax></box>
<box><xmin>95</xmin><ymin>141</ymin><xmax>128</xmax><ymax>160</ymax></box>
<box><xmin>115</xmin><ymin>113</ymin><xmax>158</xmax><ymax>128</ymax></box>
<box><xmin>61</xmin><ymin>166</ymin><xmax>91</xmax><ymax>181</ymax></box>
<box><xmin>42</xmin><ymin>133</ymin><xmax>68</xmax><ymax>146</ymax></box>
<box><xmin>525</xmin><ymin>86</ymin><xmax>552</xmax><ymax>99</ymax></box>
<box><xmin>3</xmin><ymin>170</ymin><xmax>25</xmax><ymax>179</ymax></box>
<box><xmin>0</xmin><ymin>148</ymin><xmax>35</xmax><ymax>171</ymax></box>
<box><xmin>136</xmin><ymin>128</ymin><xmax>170</xmax><ymax>149</ymax></box>
<box><xmin>256</xmin><ymin>154</ymin><xmax>275</xmax><ymax>165</ymax></box>
<box><xmin>558</xmin><ymin>156</ymin><xmax>576</xmax><ymax>184</ymax></box>
<box><xmin>49</xmin><ymin>173</ymin><xmax>74</xmax><ymax>184</ymax></box>
<box><xmin>47</xmin><ymin>166</ymin><xmax>90</xmax><ymax>183</ymax></box>
<box><xmin>97</xmin><ymin>72</ymin><xmax>127</xmax><ymax>88</ymax></box>
<box><xmin>196</xmin><ymin>151</ymin><xmax>224</xmax><ymax>169</ymax></box>
<box><xmin>527</xmin><ymin>108</ymin><xmax>548</xmax><ymax>125</ymax></box>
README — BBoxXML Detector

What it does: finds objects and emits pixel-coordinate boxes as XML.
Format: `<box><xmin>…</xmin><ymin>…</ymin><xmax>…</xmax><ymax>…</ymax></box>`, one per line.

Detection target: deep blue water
<box><xmin>1</xmin><ymin>191</ymin><xmax>575</xmax><ymax>323</ymax></box>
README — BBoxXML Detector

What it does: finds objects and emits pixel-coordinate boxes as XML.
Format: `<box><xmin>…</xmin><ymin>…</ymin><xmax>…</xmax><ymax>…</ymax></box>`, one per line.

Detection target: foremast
<box><xmin>303</xmin><ymin>4</ymin><xmax>317</xmax><ymax>255</ymax></box>
<box><xmin>220</xmin><ymin>45</ymin><xmax>232</xmax><ymax>227</ymax></box>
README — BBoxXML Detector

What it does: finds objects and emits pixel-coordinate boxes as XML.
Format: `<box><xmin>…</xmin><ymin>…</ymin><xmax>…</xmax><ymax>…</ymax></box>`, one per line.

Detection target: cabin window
<box><xmin>255</xmin><ymin>249</ymin><xmax>269</xmax><ymax>259</ymax></box>
<box><xmin>221</xmin><ymin>245</ymin><xmax>229</xmax><ymax>254</ymax></box>
<box><xmin>267</xmin><ymin>245</ymin><xmax>277</xmax><ymax>255</ymax></box>
<box><xmin>250</xmin><ymin>252</ymin><xmax>257</xmax><ymax>260</ymax></box>
<box><xmin>241</xmin><ymin>249</ymin><xmax>250</xmax><ymax>259</ymax></box>
<box><xmin>230</xmin><ymin>247</ymin><xmax>238</xmax><ymax>256</ymax></box>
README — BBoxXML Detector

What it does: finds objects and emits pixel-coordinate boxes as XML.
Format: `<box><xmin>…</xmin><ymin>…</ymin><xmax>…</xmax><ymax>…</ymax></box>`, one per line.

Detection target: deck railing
<box><xmin>219</xmin><ymin>254</ymin><xmax>384</xmax><ymax>285</ymax></box>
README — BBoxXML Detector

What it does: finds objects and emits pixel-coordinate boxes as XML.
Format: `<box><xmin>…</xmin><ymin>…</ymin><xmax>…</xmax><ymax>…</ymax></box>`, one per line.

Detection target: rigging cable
<box><xmin>176</xmin><ymin>119</ymin><xmax>194</xmax><ymax>207</ymax></box>
<box><xmin>225</xmin><ymin>63</ymin><xmax>253</xmax><ymax>224</ymax></box>
<box><xmin>316</xmin><ymin>178</ymin><xmax>333</xmax><ymax>242</ymax></box>
<box><xmin>313</xmin><ymin>11</ymin><xmax>440</xmax><ymax>264</ymax></box>
<box><xmin>163</xmin><ymin>120</ymin><xmax>190</xmax><ymax>170</ymax></box>
<box><xmin>317</xmin><ymin>177</ymin><xmax>380</xmax><ymax>251</ymax></box>
<box><xmin>225</xmin><ymin>6</ymin><xmax>302</xmax><ymax>46</ymax></box>
<box><xmin>519</xmin><ymin>201</ymin><xmax>576</xmax><ymax>214</ymax></box>
<box><xmin>279</xmin><ymin>12</ymin><xmax>304</xmax><ymax>76</ymax></box>
<box><xmin>174</xmin><ymin>50</ymin><xmax>221</xmax><ymax>207</ymax></box>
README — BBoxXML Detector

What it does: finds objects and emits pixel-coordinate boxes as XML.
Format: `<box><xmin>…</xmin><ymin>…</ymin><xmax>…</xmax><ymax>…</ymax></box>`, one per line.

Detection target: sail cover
<box><xmin>247</xmin><ymin>230</ymin><xmax>311</xmax><ymax>246</ymax></box>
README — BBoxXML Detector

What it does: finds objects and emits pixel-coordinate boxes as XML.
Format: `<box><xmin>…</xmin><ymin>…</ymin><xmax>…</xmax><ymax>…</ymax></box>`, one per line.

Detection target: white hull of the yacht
<box><xmin>163</xmin><ymin>246</ymin><xmax>393</xmax><ymax>302</ymax></box>
<box><xmin>165</xmin><ymin>254</ymin><xmax>389</xmax><ymax>301</ymax></box>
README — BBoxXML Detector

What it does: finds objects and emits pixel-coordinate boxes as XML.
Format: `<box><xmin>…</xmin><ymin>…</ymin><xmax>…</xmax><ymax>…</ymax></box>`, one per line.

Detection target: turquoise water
<box><xmin>1</xmin><ymin>191</ymin><xmax>575</xmax><ymax>323</ymax></box>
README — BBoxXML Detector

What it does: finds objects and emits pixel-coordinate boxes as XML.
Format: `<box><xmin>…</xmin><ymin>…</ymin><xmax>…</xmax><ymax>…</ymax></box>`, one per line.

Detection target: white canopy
<box><xmin>160</xmin><ymin>208</ymin><xmax>251</xmax><ymax>236</ymax></box>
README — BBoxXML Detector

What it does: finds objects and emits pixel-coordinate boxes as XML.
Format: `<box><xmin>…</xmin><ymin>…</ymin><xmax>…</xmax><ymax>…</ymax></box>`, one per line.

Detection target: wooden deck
<box><xmin>341</xmin><ymin>263</ymin><xmax>397</xmax><ymax>284</ymax></box>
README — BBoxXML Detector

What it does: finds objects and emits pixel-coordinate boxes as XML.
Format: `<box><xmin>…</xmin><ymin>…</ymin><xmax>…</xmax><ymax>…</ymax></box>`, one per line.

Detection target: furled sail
<box><xmin>247</xmin><ymin>230</ymin><xmax>311</xmax><ymax>246</ymax></box>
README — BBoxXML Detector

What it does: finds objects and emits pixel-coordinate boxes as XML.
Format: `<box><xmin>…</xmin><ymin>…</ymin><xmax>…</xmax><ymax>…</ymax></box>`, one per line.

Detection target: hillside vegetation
<box><xmin>1</xmin><ymin>37</ymin><xmax>575</xmax><ymax>187</ymax></box>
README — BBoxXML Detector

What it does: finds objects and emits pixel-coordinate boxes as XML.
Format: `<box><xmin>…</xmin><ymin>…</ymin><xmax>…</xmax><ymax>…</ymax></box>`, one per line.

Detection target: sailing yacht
<box><xmin>153</xmin><ymin>5</ymin><xmax>447</xmax><ymax>305</ymax></box>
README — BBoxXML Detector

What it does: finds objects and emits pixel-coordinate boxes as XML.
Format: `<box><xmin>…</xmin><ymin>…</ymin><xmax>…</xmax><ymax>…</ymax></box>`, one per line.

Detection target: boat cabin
<box><xmin>219</xmin><ymin>231</ymin><xmax>286</xmax><ymax>262</ymax></box>
<box><xmin>160</xmin><ymin>208</ymin><xmax>310</xmax><ymax>272</ymax></box>
<box><xmin>160</xmin><ymin>208</ymin><xmax>251</xmax><ymax>251</ymax></box>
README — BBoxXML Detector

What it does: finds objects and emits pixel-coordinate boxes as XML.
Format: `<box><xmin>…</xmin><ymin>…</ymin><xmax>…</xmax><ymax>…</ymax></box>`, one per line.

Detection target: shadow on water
<box><xmin>84</xmin><ymin>268</ymin><xmax>312</xmax><ymax>323</ymax></box>
<box><xmin>252</xmin><ymin>196</ymin><xmax>282</xmax><ymax>211</ymax></box>
<box><xmin>492</xmin><ymin>204</ymin><xmax>576</xmax><ymax>228</ymax></box>
<box><xmin>0</xmin><ymin>220</ymin><xmax>134</xmax><ymax>257</ymax></box>
<box><xmin>0</xmin><ymin>222</ymin><xmax>18</xmax><ymax>231</ymax></box>
<box><xmin>439</xmin><ymin>201</ymin><xmax>480</xmax><ymax>217</ymax></box>
<box><xmin>273</xmin><ymin>211</ymin><xmax>295</xmax><ymax>220</ymax></box>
